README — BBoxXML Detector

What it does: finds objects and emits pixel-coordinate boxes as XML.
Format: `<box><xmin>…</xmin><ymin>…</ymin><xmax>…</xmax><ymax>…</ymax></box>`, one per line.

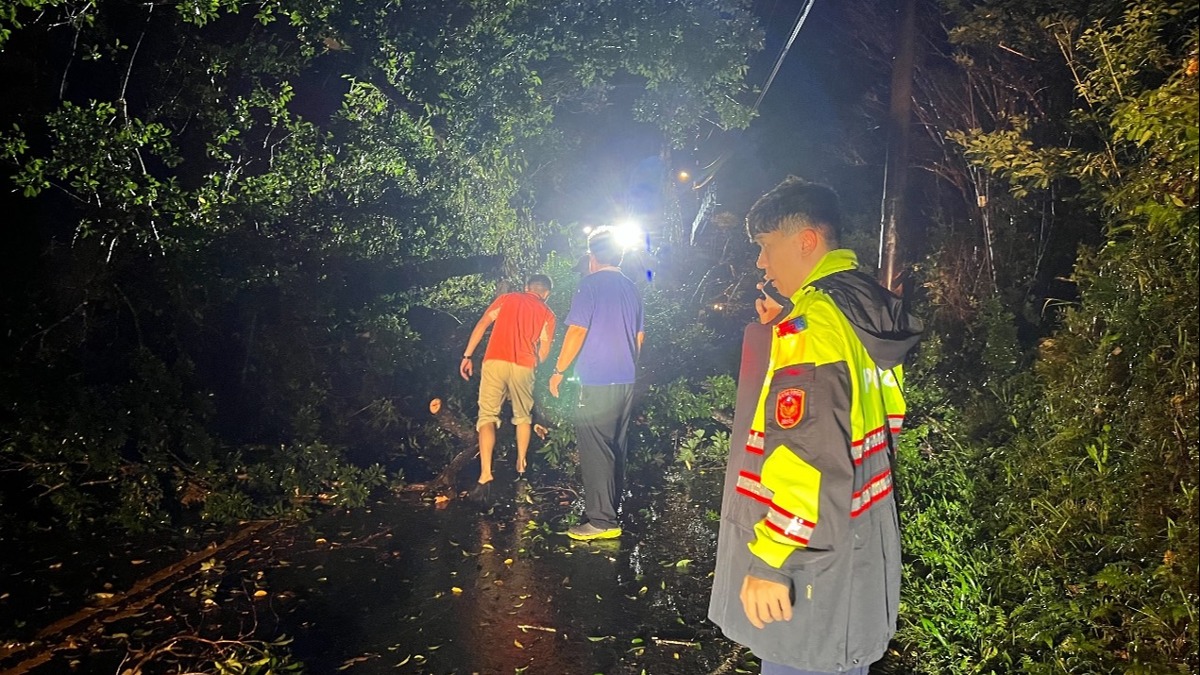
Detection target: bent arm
<box><xmin>536</xmin><ymin>316</ymin><xmax>556</xmax><ymax>365</ymax></box>
<box><xmin>548</xmin><ymin>324</ymin><xmax>588</xmax><ymax>398</ymax></box>
<box><xmin>748</xmin><ymin>327</ymin><xmax>853</xmax><ymax>583</ymax></box>
<box><xmin>554</xmin><ymin>324</ymin><xmax>588</xmax><ymax>373</ymax></box>
<box><xmin>463</xmin><ymin>306</ymin><xmax>501</xmax><ymax>358</ymax></box>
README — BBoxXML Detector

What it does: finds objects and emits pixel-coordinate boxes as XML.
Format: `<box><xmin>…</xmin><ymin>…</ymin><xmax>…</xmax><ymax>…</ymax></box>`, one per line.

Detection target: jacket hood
<box><xmin>807</xmin><ymin>251</ymin><xmax>923</xmax><ymax>370</ymax></box>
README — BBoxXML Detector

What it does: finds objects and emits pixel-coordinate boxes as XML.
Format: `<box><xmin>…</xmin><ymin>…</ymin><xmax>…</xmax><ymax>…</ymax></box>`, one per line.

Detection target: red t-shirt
<box><xmin>482</xmin><ymin>292</ymin><xmax>557</xmax><ymax>369</ymax></box>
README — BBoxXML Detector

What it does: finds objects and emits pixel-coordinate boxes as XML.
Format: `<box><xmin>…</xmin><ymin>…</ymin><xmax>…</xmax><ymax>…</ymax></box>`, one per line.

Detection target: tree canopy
<box><xmin>849</xmin><ymin>1</ymin><xmax>1197</xmax><ymax>672</ymax></box>
<box><xmin>0</xmin><ymin>1</ymin><xmax>1195</xmax><ymax>672</ymax></box>
<box><xmin>0</xmin><ymin>0</ymin><xmax>762</xmax><ymax>528</ymax></box>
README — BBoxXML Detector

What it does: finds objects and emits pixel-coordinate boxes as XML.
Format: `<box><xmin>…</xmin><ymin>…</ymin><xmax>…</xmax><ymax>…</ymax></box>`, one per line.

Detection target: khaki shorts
<box><xmin>477</xmin><ymin>360</ymin><xmax>535</xmax><ymax>429</ymax></box>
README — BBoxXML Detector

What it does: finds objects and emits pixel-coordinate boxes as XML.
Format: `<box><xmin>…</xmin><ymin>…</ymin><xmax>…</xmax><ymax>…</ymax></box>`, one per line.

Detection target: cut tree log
<box><xmin>399</xmin><ymin>399</ymin><xmax>478</xmax><ymax>494</ymax></box>
<box><xmin>711</xmin><ymin>408</ymin><xmax>733</xmax><ymax>429</ymax></box>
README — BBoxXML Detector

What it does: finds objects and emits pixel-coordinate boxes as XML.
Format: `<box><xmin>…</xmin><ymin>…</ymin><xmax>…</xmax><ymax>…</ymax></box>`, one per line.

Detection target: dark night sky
<box><xmin>537</xmin><ymin>0</ymin><xmax>886</xmax><ymax>249</ymax></box>
<box><xmin>716</xmin><ymin>1</ymin><xmax>883</xmax><ymax>217</ymax></box>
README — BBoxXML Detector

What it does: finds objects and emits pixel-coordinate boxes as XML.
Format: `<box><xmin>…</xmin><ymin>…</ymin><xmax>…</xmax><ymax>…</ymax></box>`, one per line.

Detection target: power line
<box><xmin>693</xmin><ymin>0</ymin><xmax>818</xmax><ymax>190</ymax></box>
<box><xmin>752</xmin><ymin>0</ymin><xmax>817</xmax><ymax>114</ymax></box>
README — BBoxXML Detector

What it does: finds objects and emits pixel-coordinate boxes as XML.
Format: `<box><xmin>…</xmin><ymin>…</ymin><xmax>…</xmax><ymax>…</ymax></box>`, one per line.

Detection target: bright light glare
<box><xmin>612</xmin><ymin>219</ymin><xmax>645</xmax><ymax>251</ymax></box>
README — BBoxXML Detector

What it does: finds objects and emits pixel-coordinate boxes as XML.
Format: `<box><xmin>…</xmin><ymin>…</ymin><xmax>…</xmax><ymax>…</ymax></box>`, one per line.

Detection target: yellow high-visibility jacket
<box><xmin>708</xmin><ymin>249</ymin><xmax>923</xmax><ymax>672</ymax></box>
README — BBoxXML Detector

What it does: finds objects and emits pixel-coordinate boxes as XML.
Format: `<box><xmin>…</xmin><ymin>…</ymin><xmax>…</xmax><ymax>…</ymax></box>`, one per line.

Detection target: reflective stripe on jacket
<box><xmin>708</xmin><ymin>249</ymin><xmax>923</xmax><ymax>672</ymax></box>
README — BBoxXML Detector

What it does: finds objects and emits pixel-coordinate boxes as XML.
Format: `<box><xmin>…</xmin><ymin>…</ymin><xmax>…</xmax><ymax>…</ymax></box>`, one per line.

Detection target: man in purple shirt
<box><xmin>549</xmin><ymin>227</ymin><xmax>645</xmax><ymax>540</ymax></box>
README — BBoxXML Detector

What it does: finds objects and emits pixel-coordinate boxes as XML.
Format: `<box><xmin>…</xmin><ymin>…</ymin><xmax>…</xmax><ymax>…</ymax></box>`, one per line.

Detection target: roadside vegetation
<box><xmin>0</xmin><ymin>0</ymin><xmax>1194</xmax><ymax>673</ymax></box>
<box><xmin>861</xmin><ymin>2</ymin><xmax>1198</xmax><ymax>672</ymax></box>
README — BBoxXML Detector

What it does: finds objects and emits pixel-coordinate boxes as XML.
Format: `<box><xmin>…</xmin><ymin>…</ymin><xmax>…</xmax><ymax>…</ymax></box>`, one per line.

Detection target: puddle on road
<box><xmin>267</xmin><ymin>468</ymin><xmax>757</xmax><ymax>674</ymax></box>
<box><xmin>2</xmin><ymin>460</ymin><xmax>906</xmax><ymax>674</ymax></box>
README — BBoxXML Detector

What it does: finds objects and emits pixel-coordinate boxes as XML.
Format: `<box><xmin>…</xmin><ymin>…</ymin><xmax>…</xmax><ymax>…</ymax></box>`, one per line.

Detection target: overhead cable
<box><xmin>752</xmin><ymin>0</ymin><xmax>817</xmax><ymax>114</ymax></box>
<box><xmin>693</xmin><ymin>0</ymin><xmax>818</xmax><ymax>190</ymax></box>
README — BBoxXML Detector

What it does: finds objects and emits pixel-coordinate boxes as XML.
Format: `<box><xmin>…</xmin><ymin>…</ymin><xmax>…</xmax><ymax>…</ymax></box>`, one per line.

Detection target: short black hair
<box><xmin>525</xmin><ymin>274</ymin><xmax>552</xmax><ymax>294</ymax></box>
<box><xmin>587</xmin><ymin>227</ymin><xmax>624</xmax><ymax>266</ymax></box>
<box><xmin>746</xmin><ymin>177</ymin><xmax>842</xmax><ymax>246</ymax></box>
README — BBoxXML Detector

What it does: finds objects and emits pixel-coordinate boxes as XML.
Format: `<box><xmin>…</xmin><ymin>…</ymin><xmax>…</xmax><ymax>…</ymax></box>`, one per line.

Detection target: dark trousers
<box><xmin>575</xmin><ymin>383</ymin><xmax>635</xmax><ymax>529</ymax></box>
<box><xmin>762</xmin><ymin>663</ymin><xmax>869</xmax><ymax>675</ymax></box>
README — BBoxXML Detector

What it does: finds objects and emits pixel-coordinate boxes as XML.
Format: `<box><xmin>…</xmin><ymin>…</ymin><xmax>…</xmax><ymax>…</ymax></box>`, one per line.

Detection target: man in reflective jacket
<box><xmin>708</xmin><ymin>178</ymin><xmax>922</xmax><ymax>675</ymax></box>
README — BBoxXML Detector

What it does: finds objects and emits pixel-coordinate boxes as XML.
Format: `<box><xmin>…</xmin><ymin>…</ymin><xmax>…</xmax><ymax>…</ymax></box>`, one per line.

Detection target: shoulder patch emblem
<box><xmin>775</xmin><ymin>388</ymin><xmax>806</xmax><ymax>429</ymax></box>
<box><xmin>775</xmin><ymin>316</ymin><xmax>807</xmax><ymax>337</ymax></box>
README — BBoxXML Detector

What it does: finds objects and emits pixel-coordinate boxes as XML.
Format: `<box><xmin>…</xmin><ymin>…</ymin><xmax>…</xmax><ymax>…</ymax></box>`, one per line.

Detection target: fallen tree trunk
<box><xmin>711</xmin><ymin>408</ymin><xmax>733</xmax><ymax>429</ymax></box>
<box><xmin>404</xmin><ymin>403</ymin><xmax>729</xmax><ymax>496</ymax></box>
<box><xmin>399</xmin><ymin>398</ymin><xmax>478</xmax><ymax>494</ymax></box>
<box><xmin>0</xmin><ymin>521</ymin><xmax>274</xmax><ymax>675</ymax></box>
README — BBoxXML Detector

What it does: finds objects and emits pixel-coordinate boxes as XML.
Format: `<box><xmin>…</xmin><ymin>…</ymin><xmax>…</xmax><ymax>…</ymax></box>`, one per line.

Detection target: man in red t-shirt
<box><xmin>459</xmin><ymin>275</ymin><xmax>556</xmax><ymax>500</ymax></box>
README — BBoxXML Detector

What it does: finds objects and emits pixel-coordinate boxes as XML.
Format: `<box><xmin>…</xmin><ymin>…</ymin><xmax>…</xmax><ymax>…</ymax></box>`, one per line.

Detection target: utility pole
<box><xmin>878</xmin><ymin>0</ymin><xmax>918</xmax><ymax>294</ymax></box>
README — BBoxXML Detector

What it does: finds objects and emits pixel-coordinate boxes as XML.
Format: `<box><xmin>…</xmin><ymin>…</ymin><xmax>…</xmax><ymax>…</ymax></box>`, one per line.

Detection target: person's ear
<box><xmin>799</xmin><ymin>228</ymin><xmax>819</xmax><ymax>255</ymax></box>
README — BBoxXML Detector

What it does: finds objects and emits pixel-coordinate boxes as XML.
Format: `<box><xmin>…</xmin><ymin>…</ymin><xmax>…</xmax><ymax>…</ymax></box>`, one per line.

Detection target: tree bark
<box><xmin>329</xmin><ymin>253</ymin><xmax>504</xmax><ymax>301</ymax></box>
<box><xmin>400</xmin><ymin>400</ymin><xmax>478</xmax><ymax>494</ymax></box>
<box><xmin>877</xmin><ymin>0</ymin><xmax>918</xmax><ymax>294</ymax></box>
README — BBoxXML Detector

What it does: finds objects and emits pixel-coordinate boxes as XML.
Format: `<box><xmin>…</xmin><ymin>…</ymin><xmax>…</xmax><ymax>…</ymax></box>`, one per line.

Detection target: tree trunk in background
<box><xmin>877</xmin><ymin>0</ymin><xmax>917</xmax><ymax>294</ymax></box>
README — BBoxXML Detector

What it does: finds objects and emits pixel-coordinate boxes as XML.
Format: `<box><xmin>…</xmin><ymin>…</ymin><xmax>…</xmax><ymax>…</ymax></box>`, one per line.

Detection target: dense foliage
<box><xmin>0</xmin><ymin>0</ymin><xmax>762</xmax><ymax>532</ymax></box>
<box><xmin>1</xmin><ymin>1</ymin><xmax>1195</xmax><ymax>672</ymax></box>
<box><xmin>871</xmin><ymin>1</ymin><xmax>1198</xmax><ymax>672</ymax></box>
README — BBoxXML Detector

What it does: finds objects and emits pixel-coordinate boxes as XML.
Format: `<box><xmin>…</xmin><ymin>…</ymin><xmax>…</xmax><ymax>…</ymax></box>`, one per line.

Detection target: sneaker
<box><xmin>468</xmin><ymin>481</ymin><xmax>493</xmax><ymax>505</ymax></box>
<box><xmin>565</xmin><ymin>522</ymin><xmax>622</xmax><ymax>541</ymax></box>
